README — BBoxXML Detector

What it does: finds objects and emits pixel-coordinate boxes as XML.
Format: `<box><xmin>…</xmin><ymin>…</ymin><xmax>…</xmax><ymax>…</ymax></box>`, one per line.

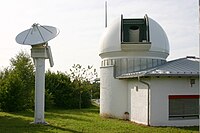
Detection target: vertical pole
<box><xmin>34</xmin><ymin>58</ymin><xmax>46</xmax><ymax>124</ymax></box>
<box><xmin>105</xmin><ymin>1</ymin><xmax>107</xmax><ymax>28</ymax></box>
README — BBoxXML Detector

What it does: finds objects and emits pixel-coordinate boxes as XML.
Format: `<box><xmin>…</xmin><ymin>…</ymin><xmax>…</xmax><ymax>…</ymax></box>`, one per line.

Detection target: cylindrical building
<box><xmin>99</xmin><ymin>15</ymin><xmax>170</xmax><ymax>119</ymax></box>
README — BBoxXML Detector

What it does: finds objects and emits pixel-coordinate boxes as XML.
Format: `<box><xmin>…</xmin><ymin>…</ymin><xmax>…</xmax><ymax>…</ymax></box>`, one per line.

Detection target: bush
<box><xmin>0</xmin><ymin>52</ymin><xmax>34</xmax><ymax>112</ymax></box>
<box><xmin>45</xmin><ymin>71</ymin><xmax>77</xmax><ymax>109</ymax></box>
<box><xmin>0</xmin><ymin>52</ymin><xmax>97</xmax><ymax>111</ymax></box>
<box><xmin>45</xmin><ymin>71</ymin><xmax>92</xmax><ymax>109</ymax></box>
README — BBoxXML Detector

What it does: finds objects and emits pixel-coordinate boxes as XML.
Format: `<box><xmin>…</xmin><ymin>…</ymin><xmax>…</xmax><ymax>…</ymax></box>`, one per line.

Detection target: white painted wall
<box><xmin>127</xmin><ymin>79</ymin><xmax>149</xmax><ymax>125</ymax></box>
<box><xmin>100</xmin><ymin>65</ymin><xmax>128</xmax><ymax>118</ymax></box>
<box><xmin>127</xmin><ymin>77</ymin><xmax>199</xmax><ymax>126</ymax></box>
<box><xmin>100</xmin><ymin>63</ymin><xmax>199</xmax><ymax>126</ymax></box>
<box><xmin>150</xmin><ymin>77</ymin><xmax>199</xmax><ymax>126</ymax></box>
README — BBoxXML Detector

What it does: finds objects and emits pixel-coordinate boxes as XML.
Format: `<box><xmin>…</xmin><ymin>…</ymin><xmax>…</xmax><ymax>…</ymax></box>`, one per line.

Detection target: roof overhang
<box><xmin>117</xmin><ymin>73</ymin><xmax>199</xmax><ymax>79</ymax></box>
<box><xmin>116</xmin><ymin>56</ymin><xmax>200</xmax><ymax>79</ymax></box>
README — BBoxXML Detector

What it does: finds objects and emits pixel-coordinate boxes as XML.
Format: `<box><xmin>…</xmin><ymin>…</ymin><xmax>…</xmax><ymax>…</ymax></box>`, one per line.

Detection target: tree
<box><xmin>0</xmin><ymin>52</ymin><xmax>99</xmax><ymax>111</ymax></box>
<box><xmin>67</xmin><ymin>64</ymin><xmax>98</xmax><ymax>109</ymax></box>
<box><xmin>45</xmin><ymin>70</ymin><xmax>77</xmax><ymax>109</ymax></box>
<box><xmin>91</xmin><ymin>81</ymin><xmax>100</xmax><ymax>99</ymax></box>
<box><xmin>0</xmin><ymin>51</ymin><xmax>34</xmax><ymax>112</ymax></box>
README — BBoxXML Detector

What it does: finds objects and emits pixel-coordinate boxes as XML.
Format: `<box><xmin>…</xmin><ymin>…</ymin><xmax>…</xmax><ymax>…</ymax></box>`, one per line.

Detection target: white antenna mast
<box><xmin>16</xmin><ymin>23</ymin><xmax>59</xmax><ymax>124</ymax></box>
<box><xmin>105</xmin><ymin>1</ymin><xmax>107</xmax><ymax>28</ymax></box>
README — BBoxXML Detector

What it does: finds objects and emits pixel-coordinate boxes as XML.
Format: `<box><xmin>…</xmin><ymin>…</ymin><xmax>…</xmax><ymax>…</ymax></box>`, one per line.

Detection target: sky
<box><xmin>0</xmin><ymin>0</ymin><xmax>199</xmax><ymax>74</ymax></box>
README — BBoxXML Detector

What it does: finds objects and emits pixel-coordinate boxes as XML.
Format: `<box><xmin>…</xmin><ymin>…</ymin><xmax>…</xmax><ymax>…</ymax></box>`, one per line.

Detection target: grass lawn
<box><xmin>0</xmin><ymin>106</ymin><xmax>198</xmax><ymax>133</ymax></box>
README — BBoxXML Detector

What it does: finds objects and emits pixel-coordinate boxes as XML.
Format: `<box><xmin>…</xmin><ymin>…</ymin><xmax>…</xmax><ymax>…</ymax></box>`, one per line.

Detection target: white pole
<box><xmin>105</xmin><ymin>1</ymin><xmax>107</xmax><ymax>28</ymax></box>
<box><xmin>34</xmin><ymin>58</ymin><xmax>46</xmax><ymax>124</ymax></box>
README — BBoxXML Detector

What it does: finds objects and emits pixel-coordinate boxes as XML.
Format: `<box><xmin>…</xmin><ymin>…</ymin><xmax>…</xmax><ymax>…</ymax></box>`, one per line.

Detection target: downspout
<box><xmin>138</xmin><ymin>76</ymin><xmax>150</xmax><ymax>126</ymax></box>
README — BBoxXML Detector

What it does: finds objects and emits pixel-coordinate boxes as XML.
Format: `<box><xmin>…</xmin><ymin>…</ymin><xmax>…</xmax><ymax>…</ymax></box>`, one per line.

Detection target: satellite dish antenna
<box><xmin>16</xmin><ymin>23</ymin><xmax>59</xmax><ymax>45</ymax></box>
<box><xmin>15</xmin><ymin>23</ymin><xmax>59</xmax><ymax>124</ymax></box>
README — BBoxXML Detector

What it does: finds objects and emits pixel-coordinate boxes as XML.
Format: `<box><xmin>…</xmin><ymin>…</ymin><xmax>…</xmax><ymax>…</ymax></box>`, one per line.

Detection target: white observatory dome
<box><xmin>99</xmin><ymin>15</ymin><xmax>171</xmax><ymax>121</ymax></box>
<box><xmin>99</xmin><ymin>15</ymin><xmax>169</xmax><ymax>59</ymax></box>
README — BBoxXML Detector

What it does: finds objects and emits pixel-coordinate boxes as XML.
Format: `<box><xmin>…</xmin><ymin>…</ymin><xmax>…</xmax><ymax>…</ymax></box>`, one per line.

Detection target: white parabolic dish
<box><xmin>16</xmin><ymin>23</ymin><xmax>59</xmax><ymax>45</ymax></box>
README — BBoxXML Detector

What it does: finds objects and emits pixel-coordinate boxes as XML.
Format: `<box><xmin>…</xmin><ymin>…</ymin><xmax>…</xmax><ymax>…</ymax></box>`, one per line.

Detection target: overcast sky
<box><xmin>0</xmin><ymin>0</ymin><xmax>198</xmax><ymax>74</ymax></box>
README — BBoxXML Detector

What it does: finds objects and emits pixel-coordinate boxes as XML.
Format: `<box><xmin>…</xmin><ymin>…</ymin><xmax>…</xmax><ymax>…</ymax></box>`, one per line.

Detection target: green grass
<box><xmin>0</xmin><ymin>106</ymin><xmax>198</xmax><ymax>133</ymax></box>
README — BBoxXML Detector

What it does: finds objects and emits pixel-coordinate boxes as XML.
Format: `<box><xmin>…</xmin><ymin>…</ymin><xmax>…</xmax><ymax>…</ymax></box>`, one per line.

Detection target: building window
<box><xmin>101</xmin><ymin>59</ymin><xmax>116</xmax><ymax>67</ymax></box>
<box><xmin>169</xmin><ymin>95</ymin><xmax>199</xmax><ymax>120</ymax></box>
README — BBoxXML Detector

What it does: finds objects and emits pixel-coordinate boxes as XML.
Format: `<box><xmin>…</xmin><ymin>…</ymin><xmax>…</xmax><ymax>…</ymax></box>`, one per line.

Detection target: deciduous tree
<box><xmin>68</xmin><ymin>64</ymin><xmax>98</xmax><ymax>109</ymax></box>
<box><xmin>0</xmin><ymin>51</ymin><xmax>34</xmax><ymax>112</ymax></box>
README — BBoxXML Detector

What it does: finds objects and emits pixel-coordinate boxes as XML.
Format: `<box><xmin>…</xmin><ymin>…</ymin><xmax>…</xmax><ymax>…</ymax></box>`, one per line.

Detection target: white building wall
<box><xmin>127</xmin><ymin>79</ymin><xmax>149</xmax><ymax>125</ymax></box>
<box><xmin>150</xmin><ymin>77</ymin><xmax>199</xmax><ymax>126</ymax></box>
<box><xmin>100</xmin><ymin>66</ymin><xmax>128</xmax><ymax>118</ymax></box>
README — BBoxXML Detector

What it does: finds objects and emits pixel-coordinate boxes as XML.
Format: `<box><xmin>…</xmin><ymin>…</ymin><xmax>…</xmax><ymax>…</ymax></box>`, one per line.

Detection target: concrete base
<box><xmin>30</xmin><ymin>121</ymin><xmax>49</xmax><ymax>125</ymax></box>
